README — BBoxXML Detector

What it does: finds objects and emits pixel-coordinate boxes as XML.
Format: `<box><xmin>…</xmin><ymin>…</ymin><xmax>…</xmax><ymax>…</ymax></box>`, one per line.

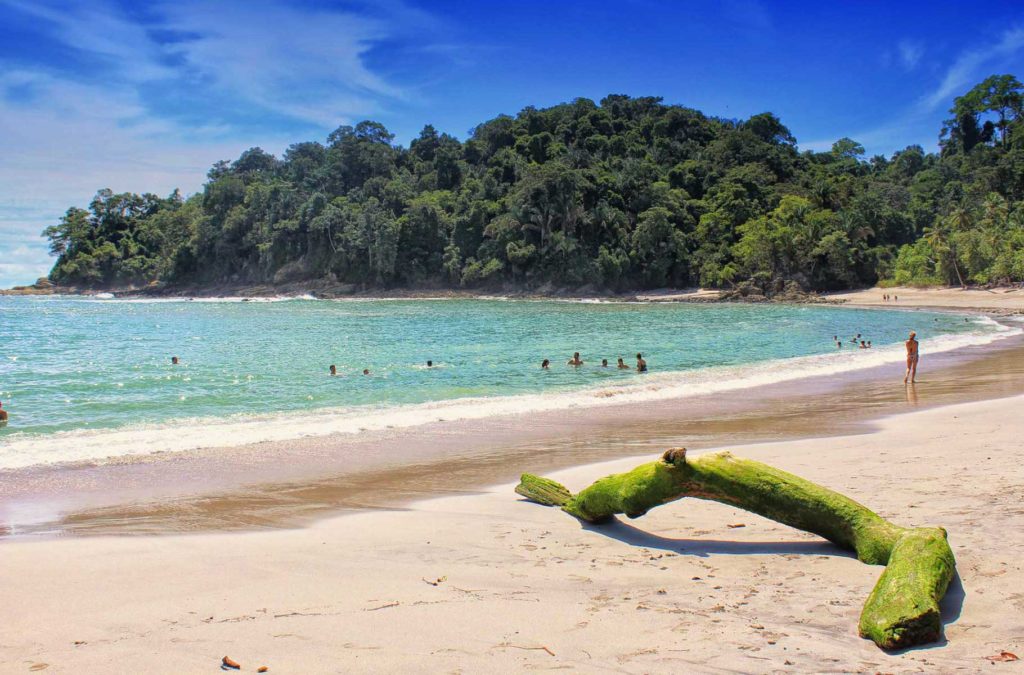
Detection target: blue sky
<box><xmin>2</xmin><ymin>0</ymin><xmax>1024</xmax><ymax>288</ymax></box>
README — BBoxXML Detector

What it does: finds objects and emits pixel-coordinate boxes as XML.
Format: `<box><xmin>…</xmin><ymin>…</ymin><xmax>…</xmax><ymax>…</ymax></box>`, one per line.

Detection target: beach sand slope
<box><xmin>2</xmin><ymin>395</ymin><xmax>1023</xmax><ymax>673</ymax></box>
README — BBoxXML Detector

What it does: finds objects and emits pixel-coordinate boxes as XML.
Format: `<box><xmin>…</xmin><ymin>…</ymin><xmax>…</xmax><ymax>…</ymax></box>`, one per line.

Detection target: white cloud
<box><xmin>0</xmin><ymin>68</ymin><xmax>294</xmax><ymax>288</ymax></box>
<box><xmin>922</xmin><ymin>26</ymin><xmax>1024</xmax><ymax>110</ymax></box>
<box><xmin>898</xmin><ymin>40</ymin><xmax>924</xmax><ymax>71</ymax></box>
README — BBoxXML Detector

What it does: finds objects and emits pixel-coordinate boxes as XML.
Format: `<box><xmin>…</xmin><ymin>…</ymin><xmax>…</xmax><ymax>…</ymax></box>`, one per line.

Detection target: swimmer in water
<box><xmin>904</xmin><ymin>331</ymin><xmax>919</xmax><ymax>384</ymax></box>
<box><xmin>636</xmin><ymin>353</ymin><xmax>647</xmax><ymax>372</ymax></box>
<box><xmin>363</xmin><ymin>368</ymin><xmax>370</xmax><ymax>376</ymax></box>
<box><xmin>329</xmin><ymin>364</ymin><xmax>337</xmax><ymax>376</ymax></box>
<box><xmin>171</xmin><ymin>356</ymin><xmax>179</xmax><ymax>365</ymax></box>
<box><xmin>617</xmin><ymin>357</ymin><xmax>630</xmax><ymax>369</ymax></box>
<box><xmin>541</xmin><ymin>359</ymin><xmax>550</xmax><ymax>369</ymax></box>
<box><xmin>601</xmin><ymin>358</ymin><xmax>608</xmax><ymax>367</ymax></box>
<box><xmin>568</xmin><ymin>352</ymin><xmax>584</xmax><ymax>366</ymax></box>
<box><xmin>860</xmin><ymin>340</ymin><xmax>867</xmax><ymax>349</ymax></box>
<box><xmin>867</xmin><ymin>341</ymin><xmax>872</xmax><ymax>348</ymax></box>
<box><xmin>426</xmin><ymin>360</ymin><xmax>433</xmax><ymax>367</ymax></box>
<box><xmin>0</xmin><ymin>400</ymin><xmax>7</xmax><ymax>424</ymax></box>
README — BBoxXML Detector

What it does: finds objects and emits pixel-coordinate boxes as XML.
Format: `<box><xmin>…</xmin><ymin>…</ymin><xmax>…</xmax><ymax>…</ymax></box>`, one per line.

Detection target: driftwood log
<box><xmin>515</xmin><ymin>448</ymin><xmax>956</xmax><ymax>650</ymax></box>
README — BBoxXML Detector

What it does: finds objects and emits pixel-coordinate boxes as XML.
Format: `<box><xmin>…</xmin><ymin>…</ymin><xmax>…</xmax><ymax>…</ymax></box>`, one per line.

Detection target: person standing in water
<box><xmin>171</xmin><ymin>356</ymin><xmax>179</xmax><ymax>365</ymax></box>
<box><xmin>541</xmin><ymin>359</ymin><xmax>550</xmax><ymax>369</ymax></box>
<box><xmin>0</xmin><ymin>400</ymin><xmax>7</xmax><ymax>425</ymax></box>
<box><xmin>904</xmin><ymin>331</ymin><xmax>919</xmax><ymax>384</ymax></box>
<box><xmin>617</xmin><ymin>357</ymin><xmax>630</xmax><ymax>369</ymax></box>
<box><xmin>636</xmin><ymin>353</ymin><xmax>647</xmax><ymax>372</ymax></box>
<box><xmin>601</xmin><ymin>358</ymin><xmax>609</xmax><ymax>367</ymax></box>
<box><xmin>568</xmin><ymin>352</ymin><xmax>584</xmax><ymax>366</ymax></box>
<box><xmin>329</xmin><ymin>365</ymin><xmax>337</xmax><ymax>376</ymax></box>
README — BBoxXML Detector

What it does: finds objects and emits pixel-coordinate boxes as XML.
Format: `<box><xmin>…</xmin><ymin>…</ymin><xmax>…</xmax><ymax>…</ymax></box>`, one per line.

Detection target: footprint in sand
<box><xmin>29</xmin><ymin>665</ymin><xmax>49</xmax><ymax>672</ymax></box>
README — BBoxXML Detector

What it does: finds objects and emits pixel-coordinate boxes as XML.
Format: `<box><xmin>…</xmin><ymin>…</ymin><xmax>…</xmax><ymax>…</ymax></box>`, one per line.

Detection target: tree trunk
<box><xmin>515</xmin><ymin>448</ymin><xmax>955</xmax><ymax>650</ymax></box>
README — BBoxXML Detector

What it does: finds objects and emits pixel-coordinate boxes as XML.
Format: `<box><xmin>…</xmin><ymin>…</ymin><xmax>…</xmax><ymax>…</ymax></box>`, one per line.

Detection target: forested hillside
<box><xmin>43</xmin><ymin>75</ymin><xmax>1024</xmax><ymax>293</ymax></box>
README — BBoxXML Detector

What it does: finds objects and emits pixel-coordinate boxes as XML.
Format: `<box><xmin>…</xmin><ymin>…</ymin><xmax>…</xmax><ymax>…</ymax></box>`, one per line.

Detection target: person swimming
<box><xmin>567</xmin><ymin>352</ymin><xmax>583</xmax><ymax>366</ymax></box>
<box><xmin>171</xmin><ymin>356</ymin><xmax>179</xmax><ymax>365</ymax></box>
<box><xmin>636</xmin><ymin>353</ymin><xmax>647</xmax><ymax>372</ymax></box>
<box><xmin>329</xmin><ymin>364</ymin><xmax>337</xmax><ymax>376</ymax></box>
<box><xmin>426</xmin><ymin>360</ymin><xmax>433</xmax><ymax>367</ymax></box>
<box><xmin>617</xmin><ymin>357</ymin><xmax>629</xmax><ymax>369</ymax></box>
<box><xmin>541</xmin><ymin>359</ymin><xmax>550</xmax><ymax>369</ymax></box>
<box><xmin>867</xmin><ymin>341</ymin><xmax>872</xmax><ymax>348</ymax></box>
<box><xmin>363</xmin><ymin>368</ymin><xmax>371</xmax><ymax>375</ymax></box>
<box><xmin>860</xmin><ymin>340</ymin><xmax>867</xmax><ymax>349</ymax></box>
<box><xmin>0</xmin><ymin>400</ymin><xmax>7</xmax><ymax>425</ymax></box>
<box><xmin>601</xmin><ymin>358</ymin><xmax>608</xmax><ymax>367</ymax></box>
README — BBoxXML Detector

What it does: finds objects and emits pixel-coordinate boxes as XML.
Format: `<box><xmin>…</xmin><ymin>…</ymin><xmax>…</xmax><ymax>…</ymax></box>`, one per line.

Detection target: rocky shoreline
<box><xmin>1</xmin><ymin>277</ymin><xmax>842</xmax><ymax>305</ymax></box>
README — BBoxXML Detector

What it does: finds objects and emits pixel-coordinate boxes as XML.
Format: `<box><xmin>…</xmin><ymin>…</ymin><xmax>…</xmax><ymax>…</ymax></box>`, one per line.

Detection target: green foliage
<box><xmin>44</xmin><ymin>78</ymin><xmax>1024</xmax><ymax>291</ymax></box>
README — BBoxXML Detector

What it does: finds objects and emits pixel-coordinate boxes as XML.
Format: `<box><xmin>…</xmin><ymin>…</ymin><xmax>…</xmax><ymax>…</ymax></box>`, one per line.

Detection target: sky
<box><xmin>2</xmin><ymin>0</ymin><xmax>1024</xmax><ymax>288</ymax></box>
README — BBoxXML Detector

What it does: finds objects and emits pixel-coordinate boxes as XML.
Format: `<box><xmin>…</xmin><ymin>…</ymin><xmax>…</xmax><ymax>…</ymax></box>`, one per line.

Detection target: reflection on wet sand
<box><xmin>2</xmin><ymin>336</ymin><xmax>1024</xmax><ymax>538</ymax></box>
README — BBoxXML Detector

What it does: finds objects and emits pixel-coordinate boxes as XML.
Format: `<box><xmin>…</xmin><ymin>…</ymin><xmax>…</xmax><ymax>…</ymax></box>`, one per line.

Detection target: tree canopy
<box><xmin>45</xmin><ymin>77</ymin><xmax>1024</xmax><ymax>293</ymax></box>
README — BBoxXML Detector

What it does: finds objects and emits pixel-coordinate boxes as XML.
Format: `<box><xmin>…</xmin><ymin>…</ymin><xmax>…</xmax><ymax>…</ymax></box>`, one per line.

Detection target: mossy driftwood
<box><xmin>515</xmin><ymin>448</ymin><xmax>955</xmax><ymax>650</ymax></box>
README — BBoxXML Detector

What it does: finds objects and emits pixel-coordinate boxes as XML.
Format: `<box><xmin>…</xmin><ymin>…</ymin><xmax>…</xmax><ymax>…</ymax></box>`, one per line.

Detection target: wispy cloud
<box><xmin>922</xmin><ymin>26</ymin><xmax>1024</xmax><ymax>110</ymax></box>
<box><xmin>898</xmin><ymin>39</ymin><xmax>924</xmax><ymax>71</ymax></box>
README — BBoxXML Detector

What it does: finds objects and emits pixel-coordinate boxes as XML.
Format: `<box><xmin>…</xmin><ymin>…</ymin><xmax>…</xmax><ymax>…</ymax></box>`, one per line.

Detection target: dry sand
<box><xmin>2</xmin><ymin>394</ymin><xmax>1023</xmax><ymax>673</ymax></box>
<box><xmin>830</xmin><ymin>285</ymin><xmax>1024</xmax><ymax>313</ymax></box>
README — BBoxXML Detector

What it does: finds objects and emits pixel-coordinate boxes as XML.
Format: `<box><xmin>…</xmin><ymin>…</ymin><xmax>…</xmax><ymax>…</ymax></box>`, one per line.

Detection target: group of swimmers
<box><xmin>542</xmin><ymin>352</ymin><xmax>648</xmax><ymax>372</ymax></box>
<box><xmin>329</xmin><ymin>364</ymin><xmax>377</xmax><ymax>376</ymax></box>
<box><xmin>834</xmin><ymin>334</ymin><xmax>873</xmax><ymax>349</ymax></box>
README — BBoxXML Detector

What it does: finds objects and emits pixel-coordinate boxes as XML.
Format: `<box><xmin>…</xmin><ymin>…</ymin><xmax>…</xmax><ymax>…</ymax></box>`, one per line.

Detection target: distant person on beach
<box><xmin>541</xmin><ymin>359</ymin><xmax>550</xmax><ymax>369</ymax></box>
<box><xmin>0</xmin><ymin>401</ymin><xmax>7</xmax><ymax>424</ymax></box>
<box><xmin>568</xmin><ymin>352</ymin><xmax>583</xmax><ymax>366</ymax></box>
<box><xmin>636</xmin><ymin>353</ymin><xmax>647</xmax><ymax>372</ymax></box>
<box><xmin>171</xmin><ymin>356</ymin><xmax>179</xmax><ymax>365</ymax></box>
<box><xmin>329</xmin><ymin>365</ymin><xmax>337</xmax><ymax>376</ymax></box>
<box><xmin>617</xmin><ymin>357</ymin><xmax>630</xmax><ymax>369</ymax></box>
<box><xmin>904</xmin><ymin>331</ymin><xmax>919</xmax><ymax>384</ymax></box>
<box><xmin>601</xmin><ymin>359</ymin><xmax>608</xmax><ymax>367</ymax></box>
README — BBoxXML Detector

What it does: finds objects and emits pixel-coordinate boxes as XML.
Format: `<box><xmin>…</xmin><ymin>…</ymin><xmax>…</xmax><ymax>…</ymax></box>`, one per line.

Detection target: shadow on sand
<box><xmin>577</xmin><ymin>516</ymin><xmax>966</xmax><ymax>652</ymax></box>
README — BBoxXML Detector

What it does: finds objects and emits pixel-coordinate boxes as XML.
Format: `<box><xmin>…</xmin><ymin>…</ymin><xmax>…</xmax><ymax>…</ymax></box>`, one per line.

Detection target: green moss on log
<box><xmin>515</xmin><ymin>447</ymin><xmax>956</xmax><ymax>650</ymax></box>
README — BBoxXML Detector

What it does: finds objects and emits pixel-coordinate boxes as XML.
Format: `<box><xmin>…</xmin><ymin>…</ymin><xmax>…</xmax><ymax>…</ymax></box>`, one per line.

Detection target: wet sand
<box><xmin>3</xmin><ymin>331</ymin><xmax>1024</xmax><ymax>538</ymax></box>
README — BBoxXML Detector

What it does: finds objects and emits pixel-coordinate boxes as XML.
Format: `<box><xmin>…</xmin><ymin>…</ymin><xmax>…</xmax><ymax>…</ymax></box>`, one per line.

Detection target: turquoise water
<box><xmin>0</xmin><ymin>295</ymin><xmax>1013</xmax><ymax>468</ymax></box>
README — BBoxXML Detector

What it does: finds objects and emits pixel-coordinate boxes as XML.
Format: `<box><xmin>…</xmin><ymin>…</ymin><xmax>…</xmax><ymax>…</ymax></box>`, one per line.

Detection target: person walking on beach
<box><xmin>904</xmin><ymin>331</ymin><xmax>919</xmax><ymax>384</ymax></box>
<box><xmin>636</xmin><ymin>353</ymin><xmax>647</xmax><ymax>372</ymax></box>
<box><xmin>568</xmin><ymin>352</ymin><xmax>584</xmax><ymax>366</ymax></box>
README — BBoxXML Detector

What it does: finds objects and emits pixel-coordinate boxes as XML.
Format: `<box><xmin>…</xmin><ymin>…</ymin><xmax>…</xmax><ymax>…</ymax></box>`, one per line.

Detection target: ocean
<box><xmin>0</xmin><ymin>295</ymin><xmax>1017</xmax><ymax>470</ymax></box>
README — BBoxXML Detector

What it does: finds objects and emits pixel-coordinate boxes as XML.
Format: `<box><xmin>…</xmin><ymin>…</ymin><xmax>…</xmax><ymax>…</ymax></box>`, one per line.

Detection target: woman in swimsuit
<box><xmin>904</xmin><ymin>331</ymin><xmax>919</xmax><ymax>384</ymax></box>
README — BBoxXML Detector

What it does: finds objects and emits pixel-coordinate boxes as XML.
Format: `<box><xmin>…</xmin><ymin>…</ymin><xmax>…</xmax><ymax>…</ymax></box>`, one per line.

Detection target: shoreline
<box><xmin>2</xmin><ymin>317</ymin><xmax>1023</xmax><ymax>539</ymax></box>
<box><xmin>2</xmin><ymin>393</ymin><xmax>1023</xmax><ymax>671</ymax></box>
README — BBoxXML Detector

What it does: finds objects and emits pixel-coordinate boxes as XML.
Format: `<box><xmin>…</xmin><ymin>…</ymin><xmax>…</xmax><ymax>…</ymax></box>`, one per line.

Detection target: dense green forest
<box><xmin>43</xmin><ymin>75</ymin><xmax>1024</xmax><ymax>293</ymax></box>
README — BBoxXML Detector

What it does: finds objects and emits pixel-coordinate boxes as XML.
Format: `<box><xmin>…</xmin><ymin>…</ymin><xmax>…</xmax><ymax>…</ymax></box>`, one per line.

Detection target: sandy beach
<box><xmin>831</xmin><ymin>285</ymin><xmax>1024</xmax><ymax>314</ymax></box>
<box><xmin>2</xmin><ymin>292</ymin><xmax>1023</xmax><ymax>673</ymax></box>
<box><xmin>2</xmin><ymin>393</ymin><xmax>1022</xmax><ymax>673</ymax></box>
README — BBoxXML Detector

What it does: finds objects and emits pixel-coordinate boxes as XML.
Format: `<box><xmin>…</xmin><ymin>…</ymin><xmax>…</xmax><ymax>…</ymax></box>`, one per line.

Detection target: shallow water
<box><xmin>0</xmin><ymin>295</ymin><xmax>1016</xmax><ymax>469</ymax></box>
